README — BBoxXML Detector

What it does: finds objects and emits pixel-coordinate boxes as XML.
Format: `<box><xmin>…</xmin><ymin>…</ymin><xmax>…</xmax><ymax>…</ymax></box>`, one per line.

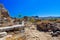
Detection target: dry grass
<box><xmin>5</xmin><ymin>35</ymin><xmax>26</xmax><ymax>40</ymax></box>
<box><xmin>56</xmin><ymin>19</ymin><xmax>60</xmax><ymax>23</ymax></box>
<box><xmin>5</xmin><ymin>31</ymin><xmax>26</xmax><ymax>40</ymax></box>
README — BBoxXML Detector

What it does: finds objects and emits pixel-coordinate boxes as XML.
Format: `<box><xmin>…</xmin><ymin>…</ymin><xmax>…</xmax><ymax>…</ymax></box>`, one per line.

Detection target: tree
<box><xmin>35</xmin><ymin>16</ymin><xmax>39</xmax><ymax>18</ymax></box>
<box><xmin>29</xmin><ymin>17</ymin><xmax>35</xmax><ymax>23</ymax></box>
<box><xmin>23</xmin><ymin>16</ymin><xmax>28</xmax><ymax>21</ymax></box>
<box><xmin>18</xmin><ymin>14</ymin><xmax>22</xmax><ymax>18</ymax></box>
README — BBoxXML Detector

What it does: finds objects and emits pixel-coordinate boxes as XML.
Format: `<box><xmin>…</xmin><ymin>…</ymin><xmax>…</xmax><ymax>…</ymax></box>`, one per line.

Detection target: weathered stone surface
<box><xmin>0</xmin><ymin>32</ymin><xmax>7</xmax><ymax>38</ymax></box>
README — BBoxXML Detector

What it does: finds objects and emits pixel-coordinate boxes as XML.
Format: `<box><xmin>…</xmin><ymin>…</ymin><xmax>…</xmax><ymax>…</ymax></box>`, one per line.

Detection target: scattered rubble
<box><xmin>24</xmin><ymin>25</ymin><xmax>60</xmax><ymax>40</ymax></box>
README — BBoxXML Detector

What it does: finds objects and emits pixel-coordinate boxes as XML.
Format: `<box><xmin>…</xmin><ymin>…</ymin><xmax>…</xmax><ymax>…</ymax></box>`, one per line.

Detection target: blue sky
<box><xmin>0</xmin><ymin>0</ymin><xmax>60</xmax><ymax>17</ymax></box>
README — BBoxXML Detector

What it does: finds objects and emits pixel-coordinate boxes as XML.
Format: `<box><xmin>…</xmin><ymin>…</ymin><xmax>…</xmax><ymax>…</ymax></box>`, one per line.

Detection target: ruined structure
<box><xmin>0</xmin><ymin>4</ymin><xmax>13</xmax><ymax>27</ymax></box>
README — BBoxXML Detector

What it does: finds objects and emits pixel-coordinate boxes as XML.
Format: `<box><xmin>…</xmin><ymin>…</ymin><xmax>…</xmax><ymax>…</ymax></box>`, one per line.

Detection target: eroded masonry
<box><xmin>0</xmin><ymin>4</ymin><xmax>13</xmax><ymax>27</ymax></box>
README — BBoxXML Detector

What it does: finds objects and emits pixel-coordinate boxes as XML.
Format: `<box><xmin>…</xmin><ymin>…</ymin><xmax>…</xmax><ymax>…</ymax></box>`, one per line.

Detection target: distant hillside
<box><xmin>39</xmin><ymin>17</ymin><xmax>60</xmax><ymax>20</ymax></box>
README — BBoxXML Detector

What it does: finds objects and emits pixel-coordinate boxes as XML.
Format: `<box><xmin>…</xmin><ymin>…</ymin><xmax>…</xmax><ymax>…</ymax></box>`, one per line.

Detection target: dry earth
<box><xmin>0</xmin><ymin>25</ymin><xmax>60</xmax><ymax>40</ymax></box>
<box><xmin>24</xmin><ymin>25</ymin><xmax>60</xmax><ymax>40</ymax></box>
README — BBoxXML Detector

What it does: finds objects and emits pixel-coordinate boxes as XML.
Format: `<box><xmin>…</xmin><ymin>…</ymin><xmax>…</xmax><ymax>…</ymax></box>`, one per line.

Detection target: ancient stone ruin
<box><xmin>0</xmin><ymin>4</ymin><xmax>13</xmax><ymax>27</ymax></box>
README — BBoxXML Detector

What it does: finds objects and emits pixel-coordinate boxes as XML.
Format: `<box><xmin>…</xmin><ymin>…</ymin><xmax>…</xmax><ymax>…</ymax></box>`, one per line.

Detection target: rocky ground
<box><xmin>0</xmin><ymin>25</ymin><xmax>60</xmax><ymax>40</ymax></box>
<box><xmin>24</xmin><ymin>25</ymin><xmax>60</xmax><ymax>40</ymax></box>
<box><xmin>0</xmin><ymin>31</ymin><xmax>25</xmax><ymax>40</ymax></box>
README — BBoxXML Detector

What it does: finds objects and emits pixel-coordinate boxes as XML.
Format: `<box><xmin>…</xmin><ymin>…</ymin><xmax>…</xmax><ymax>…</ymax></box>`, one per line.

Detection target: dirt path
<box><xmin>25</xmin><ymin>26</ymin><xmax>60</xmax><ymax>40</ymax></box>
